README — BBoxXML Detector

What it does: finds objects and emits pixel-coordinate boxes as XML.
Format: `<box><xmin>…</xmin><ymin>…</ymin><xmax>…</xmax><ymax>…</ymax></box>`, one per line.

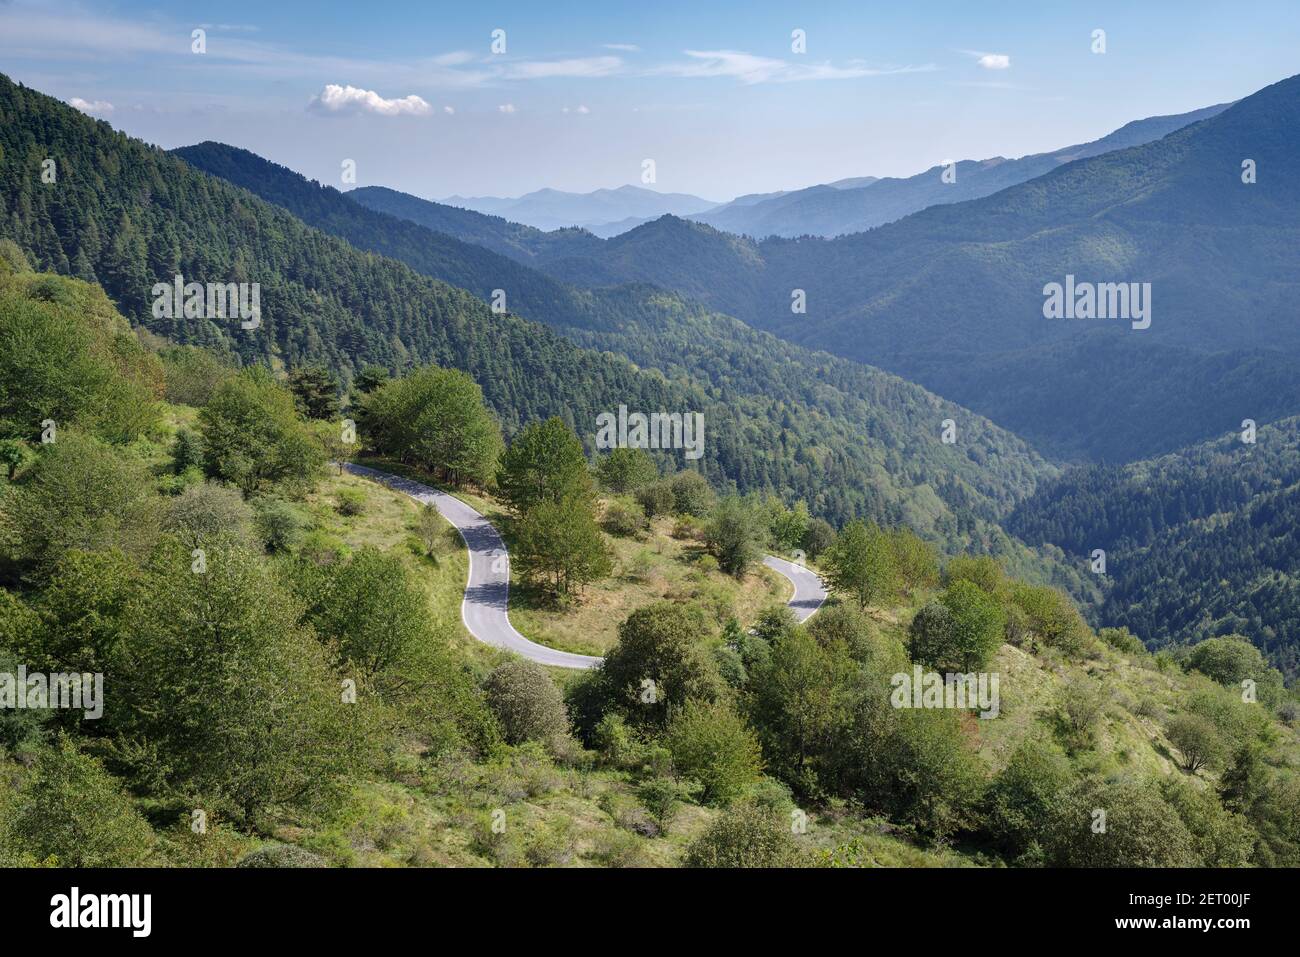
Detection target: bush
<box><xmin>908</xmin><ymin>580</ymin><xmax>1005</xmax><ymax>672</ymax></box>
<box><xmin>483</xmin><ymin>659</ymin><xmax>569</xmax><ymax>745</ymax></box>
<box><xmin>252</xmin><ymin>497</ymin><xmax>307</xmax><ymax>552</ymax></box>
<box><xmin>941</xmin><ymin>555</ymin><xmax>1006</xmax><ymax>597</ymax></box>
<box><xmin>984</xmin><ymin>737</ymin><xmax>1074</xmax><ymax>858</ymax></box>
<box><xmin>800</xmin><ymin>517</ymin><xmax>835</xmax><ymax>562</ymax></box>
<box><xmin>1054</xmin><ymin>678</ymin><xmax>1107</xmax><ymax>753</ymax></box>
<box><xmin>1009</xmin><ymin>583</ymin><xmax>1092</xmax><ymax>658</ymax></box>
<box><xmin>1166</xmin><ymin>712</ymin><xmax>1227</xmax><ymax>773</ymax></box>
<box><xmin>1099</xmin><ymin>626</ymin><xmax>1144</xmax><ymax>655</ymax></box>
<box><xmin>1043</xmin><ymin>778</ymin><xmax>1200</xmax><ymax>867</ymax></box>
<box><xmin>335</xmin><ymin>487</ymin><xmax>366</xmax><ymax>516</ymax></box>
<box><xmin>668</xmin><ymin>470</ymin><xmax>714</xmax><ymax>517</ymax></box>
<box><xmin>634</xmin><ymin>481</ymin><xmax>675</xmax><ymax>519</ymax></box>
<box><xmin>1185</xmin><ymin>635</ymin><xmax>1284</xmax><ymax>708</ymax></box>
<box><xmin>683</xmin><ymin>801</ymin><xmax>801</xmax><ymax>867</ymax></box>
<box><xmin>637</xmin><ymin>776</ymin><xmax>696</xmax><ymax>833</ymax></box>
<box><xmin>703</xmin><ymin>496</ymin><xmax>766</xmax><ymax>577</ymax></box>
<box><xmin>236</xmin><ymin>844</ymin><xmax>329</xmax><ymax>868</ymax></box>
<box><xmin>163</xmin><ymin>481</ymin><xmax>255</xmax><ymax>547</ymax></box>
<box><xmin>595</xmin><ymin>447</ymin><xmax>657</xmax><ymax>493</ymax></box>
<box><xmin>665</xmin><ymin>699</ymin><xmax>763</xmax><ymax>806</ymax></box>
<box><xmin>601</xmin><ymin>497</ymin><xmax>648</xmax><ymax>537</ymax></box>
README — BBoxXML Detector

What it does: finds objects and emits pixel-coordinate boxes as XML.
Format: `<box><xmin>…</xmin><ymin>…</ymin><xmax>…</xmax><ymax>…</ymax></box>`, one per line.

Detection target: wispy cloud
<box><xmin>657</xmin><ymin>50</ymin><xmax>936</xmax><ymax>84</ymax></box>
<box><xmin>497</xmin><ymin>103</ymin><xmax>516</xmax><ymax>113</ymax></box>
<box><xmin>308</xmin><ymin>84</ymin><xmax>432</xmax><ymax>116</ymax></box>
<box><xmin>501</xmin><ymin>56</ymin><xmax>622</xmax><ymax>79</ymax></box>
<box><xmin>603</xmin><ymin>43</ymin><xmax>640</xmax><ymax>52</ymax></box>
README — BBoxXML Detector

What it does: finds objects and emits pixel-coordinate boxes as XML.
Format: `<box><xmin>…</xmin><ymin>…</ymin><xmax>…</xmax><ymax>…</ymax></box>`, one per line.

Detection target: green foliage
<box><xmin>601</xmin><ymin>497</ymin><xmax>647</xmax><ymax>538</ymax></box>
<box><xmin>0</xmin><ymin>431</ymin><xmax>158</xmax><ymax>570</ymax></box>
<box><xmin>1166</xmin><ymin>713</ymin><xmax>1228</xmax><ymax>773</ymax></box>
<box><xmin>163</xmin><ymin>481</ymin><xmax>256</xmax><ymax>548</ymax></box>
<box><xmin>668</xmin><ymin>470</ymin><xmax>714</xmax><ymax>518</ymax></box>
<box><xmin>595</xmin><ymin>447</ymin><xmax>657</xmax><ymax>493</ymax></box>
<box><xmin>800</xmin><ymin>517</ymin><xmax>835</xmax><ymax>561</ymax></box>
<box><xmin>889</xmin><ymin>527</ymin><xmax>940</xmax><ymax>592</ymax></box>
<box><xmin>806</xmin><ymin>602</ymin><xmax>885</xmax><ymax>663</ymax></box>
<box><xmin>496</xmin><ymin>418</ymin><xmax>592</xmax><ymax>514</ymax></box>
<box><xmin>823</xmin><ymin>519</ymin><xmax>897</xmax><ymax>608</ymax></box>
<box><xmin>160</xmin><ymin>345</ymin><xmax>234</xmax><ymax>407</ymax></box>
<box><xmin>941</xmin><ymin>555</ymin><xmax>1006</xmax><ymax>598</ymax></box>
<box><xmin>236</xmin><ymin>844</ymin><xmax>329</xmax><ymax>868</ymax></box>
<box><xmin>0</xmin><ymin>271</ymin><xmax>161</xmax><ymax>444</ymax></box>
<box><xmin>361</xmin><ymin>365</ymin><xmax>502</xmax><ymax>487</ymax></box>
<box><xmin>1099</xmin><ymin>626</ymin><xmax>1144</xmax><ymax>655</ymax></box>
<box><xmin>1185</xmin><ymin>635</ymin><xmax>1284</xmax><ymax>708</ymax></box>
<box><xmin>1159</xmin><ymin>778</ymin><xmax>1255</xmax><ymax>867</ymax></box>
<box><xmin>1043</xmin><ymin>778</ymin><xmax>1200</xmax><ymax>867</ymax></box>
<box><xmin>683</xmin><ymin>801</ymin><xmax>802</xmax><ymax>867</ymax></box>
<box><xmin>1009</xmin><ymin>582</ymin><xmax>1092</xmax><ymax>657</ymax></box>
<box><xmin>984</xmin><ymin>737</ymin><xmax>1074</xmax><ymax>860</ymax></box>
<box><xmin>665</xmin><ymin>699</ymin><xmax>763</xmax><ymax>806</ymax></box>
<box><xmin>593</xmin><ymin>602</ymin><xmax>723</xmax><ymax>730</ymax></box>
<box><xmin>908</xmin><ymin>581</ymin><xmax>1005</xmax><ymax>673</ymax></box>
<box><xmin>513</xmin><ymin>494</ymin><xmax>612</xmax><ymax>598</ymax></box>
<box><xmin>252</xmin><ymin>497</ymin><xmax>308</xmax><ymax>552</ymax></box>
<box><xmin>115</xmin><ymin>537</ymin><xmax>363</xmax><ymax>825</ymax></box>
<box><xmin>482</xmin><ymin>659</ymin><xmax>569</xmax><ymax>745</ymax></box>
<box><xmin>703</xmin><ymin>495</ymin><xmax>766</xmax><ymax>577</ymax></box>
<box><xmin>290</xmin><ymin>546</ymin><xmax>432</xmax><ymax>680</ymax></box>
<box><xmin>199</xmin><ymin>369</ymin><xmax>324</xmax><ymax>495</ymax></box>
<box><xmin>2</xmin><ymin>735</ymin><xmax>156</xmax><ymax>866</ymax></box>
<box><xmin>1053</xmin><ymin>677</ymin><xmax>1108</xmax><ymax>754</ymax></box>
<box><xmin>634</xmin><ymin>480</ymin><xmax>675</xmax><ymax>519</ymax></box>
<box><xmin>288</xmin><ymin>364</ymin><xmax>341</xmax><ymax>420</ymax></box>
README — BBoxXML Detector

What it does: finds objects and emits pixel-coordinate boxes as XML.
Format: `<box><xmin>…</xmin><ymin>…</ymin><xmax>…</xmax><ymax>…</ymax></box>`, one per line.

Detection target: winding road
<box><xmin>345</xmin><ymin>463</ymin><xmax>827</xmax><ymax>670</ymax></box>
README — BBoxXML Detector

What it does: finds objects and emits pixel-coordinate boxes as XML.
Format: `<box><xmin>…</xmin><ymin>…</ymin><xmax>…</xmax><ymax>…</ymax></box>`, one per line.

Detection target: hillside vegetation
<box><xmin>1</xmin><ymin>263</ymin><xmax>1297</xmax><ymax>869</ymax></box>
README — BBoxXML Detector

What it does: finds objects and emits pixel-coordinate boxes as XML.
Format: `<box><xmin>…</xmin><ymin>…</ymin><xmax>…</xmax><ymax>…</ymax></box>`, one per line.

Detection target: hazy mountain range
<box><xmin>439</xmin><ymin>184</ymin><xmax>720</xmax><ymax>234</ymax></box>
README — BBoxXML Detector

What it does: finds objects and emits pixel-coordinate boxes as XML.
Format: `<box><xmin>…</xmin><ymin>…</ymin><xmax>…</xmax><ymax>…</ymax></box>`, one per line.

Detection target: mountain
<box><xmin>1007</xmin><ymin>417</ymin><xmax>1300</xmax><ymax>680</ymax></box>
<box><xmin>531</xmin><ymin>76</ymin><xmax>1300</xmax><ymax>463</ymax></box>
<box><xmin>171</xmin><ymin>140</ymin><xmax>1067</xmax><ymax>556</ymax></box>
<box><xmin>690</xmin><ymin>103</ymin><xmax>1230</xmax><ymax>239</ymax></box>
<box><xmin>443</xmin><ymin>184</ymin><xmax>720</xmax><ymax>232</ymax></box>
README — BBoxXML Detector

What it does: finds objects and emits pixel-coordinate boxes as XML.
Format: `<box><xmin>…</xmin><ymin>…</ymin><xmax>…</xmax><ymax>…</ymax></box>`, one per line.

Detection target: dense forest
<box><xmin>1009</xmin><ymin>419</ymin><xmax>1300</xmax><ymax>679</ymax></box>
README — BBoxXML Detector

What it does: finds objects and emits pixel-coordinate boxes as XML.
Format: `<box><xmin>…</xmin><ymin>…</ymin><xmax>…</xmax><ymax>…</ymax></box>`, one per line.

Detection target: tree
<box><xmin>0</xmin><ymin>431</ymin><xmax>158</xmax><ymax>570</ymax></box>
<box><xmin>513</xmin><ymin>494</ymin><xmax>612</xmax><ymax>598</ymax></box>
<box><xmin>288</xmin><ymin>364</ymin><xmax>341</xmax><ymax>420</ymax></box>
<box><xmin>0</xmin><ymin>438</ymin><xmax>31</xmax><ymax>481</ymax></box>
<box><xmin>163</xmin><ymin>481</ymin><xmax>256</xmax><ymax>548</ymax></box>
<box><xmin>941</xmin><ymin>555</ymin><xmax>1006</xmax><ymax>597</ymax></box>
<box><xmin>665</xmin><ymin>699</ymin><xmax>763</xmax><ymax>805</ymax></box>
<box><xmin>413</xmin><ymin>503</ymin><xmax>446</xmax><ymax>557</ymax></box>
<box><xmin>483</xmin><ymin>659</ymin><xmax>569</xmax><ymax>745</ymax></box>
<box><xmin>1053</xmin><ymin>677</ymin><xmax>1108</xmax><ymax>753</ymax></box>
<box><xmin>1186</xmin><ymin>635</ymin><xmax>1284</xmax><ymax>708</ymax></box>
<box><xmin>595</xmin><ymin>447</ymin><xmax>657</xmax><ymax>493</ymax></box>
<box><xmin>668</xmin><ymin>470</ymin><xmax>714</xmax><ymax>517</ymax></box>
<box><xmin>3</xmin><ymin>735</ymin><xmax>155</xmax><ymax>866</ymax></box>
<box><xmin>497</xmin><ymin>417</ymin><xmax>593</xmax><ymax>514</ymax></box>
<box><xmin>683</xmin><ymin>801</ymin><xmax>801</xmax><ymax>867</ymax></box>
<box><xmin>908</xmin><ymin>581</ymin><xmax>1005</xmax><ymax>672</ymax></box>
<box><xmin>1009</xmin><ymin>582</ymin><xmax>1092</xmax><ymax>658</ymax></box>
<box><xmin>889</xmin><ymin>528</ymin><xmax>939</xmax><ymax>591</ymax></box>
<box><xmin>704</xmin><ymin>496</ymin><xmax>766</xmax><ymax>577</ymax></box>
<box><xmin>984</xmin><ymin>737</ymin><xmax>1074</xmax><ymax>859</ymax></box>
<box><xmin>291</xmin><ymin>546</ymin><xmax>433</xmax><ymax>680</ymax></box>
<box><xmin>822</xmin><ymin>519</ymin><xmax>897</xmax><ymax>608</ymax></box>
<box><xmin>1044</xmin><ymin>778</ymin><xmax>1200</xmax><ymax>867</ymax></box>
<box><xmin>1166</xmin><ymin>712</ymin><xmax>1227</xmax><ymax>773</ymax></box>
<box><xmin>360</xmin><ymin>366</ymin><xmax>502</xmax><ymax>487</ymax></box>
<box><xmin>199</xmin><ymin>369</ymin><xmax>324</xmax><ymax>494</ymax></box>
<box><xmin>118</xmin><ymin>537</ymin><xmax>362</xmax><ymax>824</ymax></box>
<box><xmin>353</xmin><ymin>364</ymin><xmax>390</xmax><ymax>395</ymax></box>
<box><xmin>597</xmin><ymin>603</ymin><xmax>724</xmax><ymax>729</ymax></box>
<box><xmin>800</xmin><ymin>518</ymin><xmax>835</xmax><ymax>561</ymax></box>
<box><xmin>635</xmin><ymin>480</ymin><xmax>675</xmax><ymax>519</ymax></box>
<box><xmin>1160</xmin><ymin>778</ymin><xmax>1254</xmax><ymax>867</ymax></box>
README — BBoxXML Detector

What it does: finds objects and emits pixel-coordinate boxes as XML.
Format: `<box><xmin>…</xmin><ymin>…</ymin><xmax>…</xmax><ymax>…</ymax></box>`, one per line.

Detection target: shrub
<box><xmin>634</xmin><ymin>480</ymin><xmax>675</xmax><ymax>519</ymax></box>
<box><xmin>665</xmin><ymin>699</ymin><xmax>763</xmax><ymax>806</ymax></box>
<box><xmin>941</xmin><ymin>555</ymin><xmax>1006</xmax><ymax>597</ymax></box>
<box><xmin>1166</xmin><ymin>712</ymin><xmax>1227</xmax><ymax>773</ymax></box>
<box><xmin>703</xmin><ymin>496</ymin><xmax>766</xmax><ymax>577</ymax></box>
<box><xmin>252</xmin><ymin>497</ymin><xmax>307</xmax><ymax>552</ymax></box>
<box><xmin>1054</xmin><ymin>678</ymin><xmax>1107</xmax><ymax>753</ymax></box>
<box><xmin>683</xmin><ymin>801</ymin><xmax>802</xmax><ymax>867</ymax></box>
<box><xmin>668</xmin><ymin>470</ymin><xmax>714</xmax><ymax>517</ymax></box>
<box><xmin>335</xmin><ymin>487</ymin><xmax>366</xmax><ymax>516</ymax></box>
<box><xmin>483</xmin><ymin>659</ymin><xmax>570</xmax><ymax>745</ymax></box>
<box><xmin>236</xmin><ymin>844</ymin><xmax>329</xmax><ymax>868</ymax></box>
<box><xmin>601</xmin><ymin>496</ymin><xmax>648</xmax><ymax>537</ymax></box>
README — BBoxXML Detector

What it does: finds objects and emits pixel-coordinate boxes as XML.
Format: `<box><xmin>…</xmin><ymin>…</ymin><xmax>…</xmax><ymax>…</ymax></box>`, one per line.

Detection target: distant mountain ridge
<box><xmin>689</xmin><ymin>102</ymin><xmax>1232</xmax><ymax>238</ymax></box>
<box><xmin>441</xmin><ymin>183</ymin><xmax>719</xmax><ymax>232</ymax></box>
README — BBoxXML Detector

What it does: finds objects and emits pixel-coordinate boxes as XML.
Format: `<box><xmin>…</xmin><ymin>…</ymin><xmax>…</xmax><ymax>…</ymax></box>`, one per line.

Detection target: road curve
<box><xmin>345</xmin><ymin>463</ymin><xmax>828</xmax><ymax>668</ymax></box>
<box><xmin>344</xmin><ymin>463</ymin><xmax>602</xmax><ymax>669</ymax></box>
<box><xmin>762</xmin><ymin>555</ymin><xmax>828</xmax><ymax>622</ymax></box>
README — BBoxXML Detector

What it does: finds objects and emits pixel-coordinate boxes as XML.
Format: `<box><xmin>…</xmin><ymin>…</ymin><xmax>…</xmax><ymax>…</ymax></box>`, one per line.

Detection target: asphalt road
<box><xmin>345</xmin><ymin>463</ymin><xmax>828</xmax><ymax>669</ymax></box>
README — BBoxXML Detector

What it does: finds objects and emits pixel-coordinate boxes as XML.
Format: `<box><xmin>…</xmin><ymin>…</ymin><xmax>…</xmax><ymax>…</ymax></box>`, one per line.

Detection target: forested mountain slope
<box><xmin>1008</xmin><ymin>417</ymin><xmax>1300</xmax><ymax>679</ymax></box>
<box><xmin>169</xmin><ymin>138</ymin><xmax>1061</xmax><ymax>547</ymax></box>
<box><xmin>530</xmin><ymin>75</ymin><xmax>1300</xmax><ymax>463</ymax></box>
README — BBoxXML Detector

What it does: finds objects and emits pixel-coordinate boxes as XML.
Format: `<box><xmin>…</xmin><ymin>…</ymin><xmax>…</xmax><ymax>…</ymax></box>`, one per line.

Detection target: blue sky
<box><xmin>2</xmin><ymin>0</ymin><xmax>1298</xmax><ymax>200</ymax></box>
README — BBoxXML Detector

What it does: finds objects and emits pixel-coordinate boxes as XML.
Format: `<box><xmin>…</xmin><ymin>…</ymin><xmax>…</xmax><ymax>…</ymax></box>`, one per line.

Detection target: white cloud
<box><xmin>576</xmin><ymin>104</ymin><xmax>590</xmax><ymax>114</ymax></box>
<box><xmin>562</xmin><ymin>105</ymin><xmax>591</xmax><ymax>114</ymax></box>
<box><xmin>977</xmin><ymin>53</ymin><xmax>1011</xmax><ymax>70</ymax></box>
<box><xmin>309</xmin><ymin>84</ymin><xmax>432</xmax><ymax>116</ymax></box>
<box><xmin>443</xmin><ymin>105</ymin><xmax>455</xmax><ymax>114</ymax></box>
<box><xmin>69</xmin><ymin>97</ymin><xmax>113</xmax><ymax>115</ymax></box>
<box><xmin>498</xmin><ymin>103</ymin><xmax>516</xmax><ymax>113</ymax></box>
<box><xmin>604</xmin><ymin>43</ymin><xmax>640</xmax><ymax>52</ymax></box>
